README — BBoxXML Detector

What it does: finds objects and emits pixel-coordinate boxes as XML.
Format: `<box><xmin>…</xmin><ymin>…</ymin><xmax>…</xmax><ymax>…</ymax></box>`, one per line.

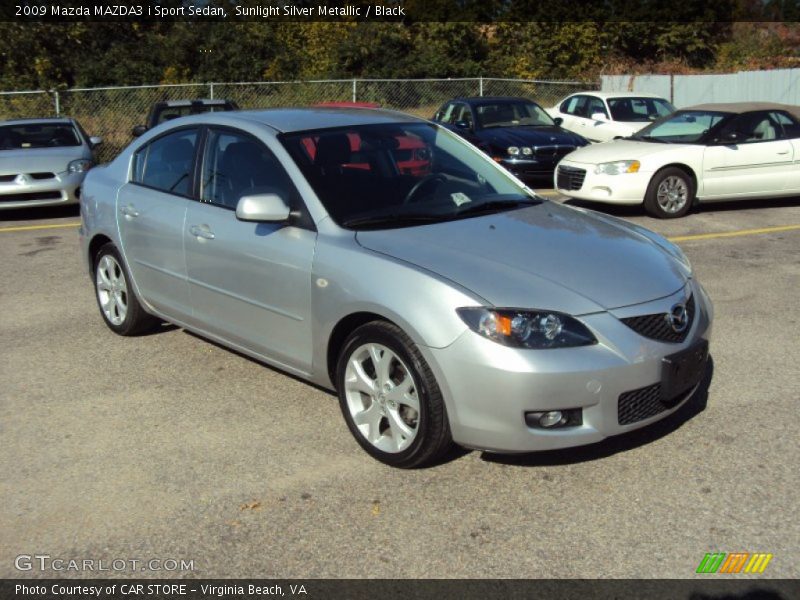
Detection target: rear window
<box><xmin>0</xmin><ymin>123</ymin><xmax>82</xmax><ymax>149</ymax></box>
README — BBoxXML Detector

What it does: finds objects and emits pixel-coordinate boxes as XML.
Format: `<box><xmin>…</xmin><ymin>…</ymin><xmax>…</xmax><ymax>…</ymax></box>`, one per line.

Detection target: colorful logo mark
<box><xmin>696</xmin><ymin>552</ymin><xmax>773</xmax><ymax>574</ymax></box>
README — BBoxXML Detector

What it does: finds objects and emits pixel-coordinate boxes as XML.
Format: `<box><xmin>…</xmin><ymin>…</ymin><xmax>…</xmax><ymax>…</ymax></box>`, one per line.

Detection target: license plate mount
<box><xmin>661</xmin><ymin>339</ymin><xmax>709</xmax><ymax>403</ymax></box>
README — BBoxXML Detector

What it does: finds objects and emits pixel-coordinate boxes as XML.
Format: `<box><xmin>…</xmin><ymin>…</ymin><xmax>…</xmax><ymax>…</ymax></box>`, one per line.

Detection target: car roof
<box><xmin>0</xmin><ymin>117</ymin><xmax>76</xmax><ymax>126</ymax></box>
<box><xmin>155</xmin><ymin>99</ymin><xmax>233</xmax><ymax>107</ymax></box>
<box><xmin>577</xmin><ymin>91</ymin><xmax>667</xmax><ymax>100</ymax></box>
<box><xmin>684</xmin><ymin>102</ymin><xmax>800</xmax><ymax>119</ymax></box>
<box><xmin>170</xmin><ymin>107</ymin><xmax>425</xmax><ymax>133</ymax></box>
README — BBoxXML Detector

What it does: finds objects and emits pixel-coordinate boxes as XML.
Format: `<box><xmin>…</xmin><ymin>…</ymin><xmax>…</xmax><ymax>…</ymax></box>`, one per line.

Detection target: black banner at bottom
<box><xmin>1</xmin><ymin>579</ymin><xmax>798</xmax><ymax>600</ymax></box>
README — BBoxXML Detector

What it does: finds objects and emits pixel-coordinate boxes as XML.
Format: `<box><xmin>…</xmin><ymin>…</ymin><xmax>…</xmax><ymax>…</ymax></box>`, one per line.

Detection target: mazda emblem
<box><xmin>667</xmin><ymin>303</ymin><xmax>689</xmax><ymax>333</ymax></box>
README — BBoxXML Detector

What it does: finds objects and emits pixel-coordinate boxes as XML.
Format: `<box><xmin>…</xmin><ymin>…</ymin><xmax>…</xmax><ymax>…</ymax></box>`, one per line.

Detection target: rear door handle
<box><xmin>189</xmin><ymin>224</ymin><xmax>215</xmax><ymax>240</ymax></box>
<box><xmin>120</xmin><ymin>205</ymin><xmax>139</xmax><ymax>218</ymax></box>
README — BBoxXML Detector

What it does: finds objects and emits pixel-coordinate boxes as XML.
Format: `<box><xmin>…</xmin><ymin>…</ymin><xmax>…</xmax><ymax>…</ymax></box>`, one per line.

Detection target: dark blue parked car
<box><xmin>432</xmin><ymin>96</ymin><xmax>589</xmax><ymax>182</ymax></box>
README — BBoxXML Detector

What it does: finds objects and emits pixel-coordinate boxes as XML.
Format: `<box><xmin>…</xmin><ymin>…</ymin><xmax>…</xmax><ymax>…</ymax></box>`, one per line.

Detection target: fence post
<box><xmin>352</xmin><ymin>79</ymin><xmax>357</xmax><ymax>102</ymax></box>
<box><xmin>479</xmin><ymin>76</ymin><xmax>484</xmax><ymax>97</ymax></box>
<box><xmin>54</xmin><ymin>91</ymin><xmax>60</xmax><ymax>117</ymax></box>
<box><xmin>209</xmin><ymin>82</ymin><xmax>214</xmax><ymax>99</ymax></box>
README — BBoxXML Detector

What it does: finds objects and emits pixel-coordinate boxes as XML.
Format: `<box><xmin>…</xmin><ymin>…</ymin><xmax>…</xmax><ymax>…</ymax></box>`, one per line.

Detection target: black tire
<box><xmin>335</xmin><ymin>321</ymin><xmax>452</xmax><ymax>468</ymax></box>
<box><xmin>644</xmin><ymin>167</ymin><xmax>695</xmax><ymax>219</ymax></box>
<box><xmin>93</xmin><ymin>243</ymin><xmax>159</xmax><ymax>336</ymax></box>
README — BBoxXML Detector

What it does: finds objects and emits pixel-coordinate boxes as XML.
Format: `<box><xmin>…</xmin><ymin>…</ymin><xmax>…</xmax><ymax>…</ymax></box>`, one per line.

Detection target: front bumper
<box><xmin>555</xmin><ymin>159</ymin><xmax>652</xmax><ymax>204</ymax></box>
<box><xmin>497</xmin><ymin>157</ymin><xmax>560</xmax><ymax>181</ymax></box>
<box><xmin>0</xmin><ymin>172</ymin><xmax>84</xmax><ymax>210</ymax></box>
<box><xmin>424</xmin><ymin>280</ymin><xmax>713</xmax><ymax>453</ymax></box>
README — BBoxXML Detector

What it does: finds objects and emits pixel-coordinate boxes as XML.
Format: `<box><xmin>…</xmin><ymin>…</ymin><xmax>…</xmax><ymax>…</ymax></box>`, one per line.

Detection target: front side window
<box><xmin>608</xmin><ymin>97</ymin><xmax>675</xmax><ymax>122</ymax></box>
<box><xmin>475</xmin><ymin>101</ymin><xmax>554</xmax><ymax>129</ymax></box>
<box><xmin>0</xmin><ymin>122</ymin><xmax>82</xmax><ymax>150</ymax></box>
<box><xmin>280</xmin><ymin>122</ymin><xmax>538</xmax><ymax>229</ymax></box>
<box><xmin>635</xmin><ymin>111</ymin><xmax>730</xmax><ymax>144</ymax></box>
<box><xmin>131</xmin><ymin>128</ymin><xmax>198</xmax><ymax>196</ymax></box>
<box><xmin>561</xmin><ymin>95</ymin><xmax>584</xmax><ymax>116</ymax></box>
<box><xmin>715</xmin><ymin>112</ymin><xmax>783</xmax><ymax>144</ymax></box>
<box><xmin>453</xmin><ymin>104</ymin><xmax>474</xmax><ymax>128</ymax></box>
<box><xmin>433</xmin><ymin>103</ymin><xmax>457</xmax><ymax>124</ymax></box>
<box><xmin>585</xmin><ymin>97</ymin><xmax>608</xmax><ymax>119</ymax></box>
<box><xmin>200</xmin><ymin>129</ymin><xmax>295</xmax><ymax>209</ymax></box>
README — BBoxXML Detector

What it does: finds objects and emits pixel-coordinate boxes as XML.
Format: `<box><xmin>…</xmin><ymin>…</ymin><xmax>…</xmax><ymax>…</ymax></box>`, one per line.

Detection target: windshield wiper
<box><xmin>342</xmin><ymin>213</ymin><xmax>446</xmax><ymax>230</ymax></box>
<box><xmin>454</xmin><ymin>197</ymin><xmax>542</xmax><ymax>217</ymax></box>
<box><xmin>629</xmin><ymin>134</ymin><xmax>665</xmax><ymax>143</ymax></box>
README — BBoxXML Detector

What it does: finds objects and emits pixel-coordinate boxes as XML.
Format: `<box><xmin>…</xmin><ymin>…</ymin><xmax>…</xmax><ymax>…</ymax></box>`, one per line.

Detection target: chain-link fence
<box><xmin>0</xmin><ymin>78</ymin><xmax>598</xmax><ymax>162</ymax></box>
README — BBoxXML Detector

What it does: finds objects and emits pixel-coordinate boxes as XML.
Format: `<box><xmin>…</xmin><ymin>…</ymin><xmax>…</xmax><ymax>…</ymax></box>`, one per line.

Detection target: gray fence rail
<box><xmin>0</xmin><ymin>78</ymin><xmax>598</xmax><ymax>162</ymax></box>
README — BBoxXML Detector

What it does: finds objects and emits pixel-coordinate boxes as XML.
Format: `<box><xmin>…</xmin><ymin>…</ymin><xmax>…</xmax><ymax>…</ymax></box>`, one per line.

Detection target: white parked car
<box><xmin>555</xmin><ymin>102</ymin><xmax>800</xmax><ymax>218</ymax></box>
<box><xmin>547</xmin><ymin>91</ymin><xmax>675</xmax><ymax>143</ymax></box>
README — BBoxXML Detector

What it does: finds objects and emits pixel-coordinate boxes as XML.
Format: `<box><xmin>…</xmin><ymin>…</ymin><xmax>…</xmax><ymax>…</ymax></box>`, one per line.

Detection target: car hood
<box><xmin>356</xmin><ymin>202</ymin><xmax>688</xmax><ymax>314</ymax></box>
<box><xmin>478</xmin><ymin>126</ymin><xmax>586</xmax><ymax>148</ymax></box>
<box><xmin>563</xmin><ymin>139</ymin><xmax>696</xmax><ymax>164</ymax></box>
<box><xmin>0</xmin><ymin>147</ymin><xmax>86</xmax><ymax>174</ymax></box>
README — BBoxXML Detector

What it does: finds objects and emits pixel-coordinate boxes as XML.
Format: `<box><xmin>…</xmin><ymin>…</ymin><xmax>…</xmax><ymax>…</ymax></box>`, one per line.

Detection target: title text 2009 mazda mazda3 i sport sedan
<box><xmin>79</xmin><ymin>108</ymin><xmax>713</xmax><ymax>468</ymax></box>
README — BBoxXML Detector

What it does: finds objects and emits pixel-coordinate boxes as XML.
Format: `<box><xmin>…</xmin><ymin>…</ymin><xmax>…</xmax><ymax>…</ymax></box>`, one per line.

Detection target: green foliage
<box><xmin>0</xmin><ymin>21</ymin><xmax>793</xmax><ymax>91</ymax></box>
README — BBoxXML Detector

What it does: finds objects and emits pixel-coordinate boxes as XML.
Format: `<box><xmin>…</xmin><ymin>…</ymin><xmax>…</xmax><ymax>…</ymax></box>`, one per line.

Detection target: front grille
<box><xmin>0</xmin><ymin>191</ymin><xmax>62</xmax><ymax>202</ymax></box>
<box><xmin>30</xmin><ymin>172</ymin><xmax>56</xmax><ymax>180</ymax></box>
<box><xmin>534</xmin><ymin>145</ymin><xmax>576</xmax><ymax>158</ymax></box>
<box><xmin>620</xmin><ymin>295</ymin><xmax>695</xmax><ymax>344</ymax></box>
<box><xmin>618</xmin><ymin>383</ymin><xmax>669</xmax><ymax>425</ymax></box>
<box><xmin>556</xmin><ymin>165</ymin><xmax>586</xmax><ymax>190</ymax></box>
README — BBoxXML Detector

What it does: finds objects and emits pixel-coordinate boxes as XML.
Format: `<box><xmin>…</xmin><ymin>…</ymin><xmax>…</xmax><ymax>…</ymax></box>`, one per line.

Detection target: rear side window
<box><xmin>132</xmin><ymin>128</ymin><xmax>198</xmax><ymax>196</ymax></box>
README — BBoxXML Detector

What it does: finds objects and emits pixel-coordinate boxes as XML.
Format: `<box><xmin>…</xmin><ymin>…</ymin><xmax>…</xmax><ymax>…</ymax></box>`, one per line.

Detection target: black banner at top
<box><xmin>3</xmin><ymin>0</ymin><xmax>800</xmax><ymax>23</ymax></box>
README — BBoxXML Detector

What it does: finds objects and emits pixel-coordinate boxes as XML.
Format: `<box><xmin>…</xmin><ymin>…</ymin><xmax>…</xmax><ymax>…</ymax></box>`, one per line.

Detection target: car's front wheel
<box><xmin>93</xmin><ymin>243</ymin><xmax>159</xmax><ymax>336</ymax></box>
<box><xmin>336</xmin><ymin>321</ymin><xmax>452</xmax><ymax>468</ymax></box>
<box><xmin>644</xmin><ymin>167</ymin><xmax>694</xmax><ymax>219</ymax></box>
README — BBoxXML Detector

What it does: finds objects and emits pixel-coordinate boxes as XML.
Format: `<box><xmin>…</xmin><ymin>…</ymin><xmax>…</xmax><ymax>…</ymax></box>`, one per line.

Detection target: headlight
<box><xmin>507</xmin><ymin>146</ymin><xmax>520</xmax><ymax>156</ymax></box>
<box><xmin>594</xmin><ymin>160</ymin><xmax>640</xmax><ymax>175</ymax></box>
<box><xmin>521</xmin><ymin>147</ymin><xmax>532</xmax><ymax>156</ymax></box>
<box><xmin>68</xmin><ymin>159</ymin><xmax>93</xmax><ymax>174</ymax></box>
<box><xmin>457</xmin><ymin>307</ymin><xmax>597</xmax><ymax>349</ymax></box>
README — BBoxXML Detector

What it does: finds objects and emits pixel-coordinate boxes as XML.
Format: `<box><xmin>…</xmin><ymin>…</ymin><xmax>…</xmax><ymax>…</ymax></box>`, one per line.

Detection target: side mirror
<box><xmin>553</xmin><ymin>117</ymin><xmax>564</xmax><ymax>126</ymax></box>
<box><xmin>89</xmin><ymin>136</ymin><xmax>103</xmax><ymax>148</ymax></box>
<box><xmin>591</xmin><ymin>112</ymin><xmax>607</xmax><ymax>122</ymax></box>
<box><xmin>715</xmin><ymin>131</ymin><xmax>739</xmax><ymax>145</ymax></box>
<box><xmin>454</xmin><ymin>120</ymin><xmax>472</xmax><ymax>131</ymax></box>
<box><xmin>235</xmin><ymin>193</ymin><xmax>291</xmax><ymax>223</ymax></box>
<box><xmin>131</xmin><ymin>125</ymin><xmax>147</xmax><ymax>137</ymax></box>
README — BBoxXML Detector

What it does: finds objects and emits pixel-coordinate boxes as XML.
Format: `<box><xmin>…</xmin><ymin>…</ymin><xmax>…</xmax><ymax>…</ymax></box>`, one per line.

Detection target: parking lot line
<box><xmin>0</xmin><ymin>222</ymin><xmax>81</xmax><ymax>233</ymax></box>
<box><xmin>668</xmin><ymin>224</ymin><xmax>800</xmax><ymax>242</ymax></box>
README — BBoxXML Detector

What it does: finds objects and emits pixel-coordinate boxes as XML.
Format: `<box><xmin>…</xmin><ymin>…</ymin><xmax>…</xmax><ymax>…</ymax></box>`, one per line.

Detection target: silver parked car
<box><xmin>0</xmin><ymin>118</ymin><xmax>101</xmax><ymax>210</ymax></box>
<box><xmin>79</xmin><ymin>108</ymin><xmax>713</xmax><ymax>468</ymax></box>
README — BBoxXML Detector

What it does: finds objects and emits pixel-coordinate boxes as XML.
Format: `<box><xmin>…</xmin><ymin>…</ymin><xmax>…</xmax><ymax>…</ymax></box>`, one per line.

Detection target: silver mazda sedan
<box><xmin>0</xmin><ymin>118</ymin><xmax>101</xmax><ymax>210</ymax></box>
<box><xmin>80</xmin><ymin>108</ymin><xmax>712</xmax><ymax>468</ymax></box>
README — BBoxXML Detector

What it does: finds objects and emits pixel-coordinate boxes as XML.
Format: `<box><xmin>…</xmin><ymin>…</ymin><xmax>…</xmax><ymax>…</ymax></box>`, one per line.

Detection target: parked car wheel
<box><xmin>644</xmin><ymin>167</ymin><xmax>694</xmax><ymax>219</ymax></box>
<box><xmin>94</xmin><ymin>243</ymin><xmax>158</xmax><ymax>336</ymax></box>
<box><xmin>336</xmin><ymin>321</ymin><xmax>452</xmax><ymax>468</ymax></box>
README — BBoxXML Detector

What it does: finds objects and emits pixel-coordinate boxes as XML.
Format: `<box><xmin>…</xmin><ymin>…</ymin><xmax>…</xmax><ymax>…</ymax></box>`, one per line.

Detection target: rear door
<box><xmin>183</xmin><ymin>127</ymin><xmax>316</xmax><ymax>373</ymax></box>
<box><xmin>117</xmin><ymin>127</ymin><xmax>198</xmax><ymax>321</ymax></box>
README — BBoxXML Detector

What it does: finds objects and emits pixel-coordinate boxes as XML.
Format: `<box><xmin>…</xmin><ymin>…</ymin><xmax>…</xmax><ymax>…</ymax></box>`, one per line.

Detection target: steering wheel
<box><xmin>403</xmin><ymin>173</ymin><xmax>448</xmax><ymax>204</ymax></box>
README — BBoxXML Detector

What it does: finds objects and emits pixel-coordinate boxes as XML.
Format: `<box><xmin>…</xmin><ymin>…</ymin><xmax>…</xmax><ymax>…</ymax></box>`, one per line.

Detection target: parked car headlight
<box><xmin>507</xmin><ymin>146</ymin><xmax>520</xmax><ymax>156</ymax></box>
<box><xmin>457</xmin><ymin>307</ymin><xmax>597</xmax><ymax>349</ymax></box>
<box><xmin>68</xmin><ymin>159</ymin><xmax>93</xmax><ymax>173</ymax></box>
<box><xmin>594</xmin><ymin>160</ymin><xmax>640</xmax><ymax>175</ymax></box>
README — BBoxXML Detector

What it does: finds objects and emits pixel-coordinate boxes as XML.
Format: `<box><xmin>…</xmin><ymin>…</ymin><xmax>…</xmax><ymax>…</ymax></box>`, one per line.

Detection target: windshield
<box><xmin>475</xmin><ymin>101</ymin><xmax>554</xmax><ymax>129</ymax></box>
<box><xmin>280</xmin><ymin>122</ymin><xmax>538</xmax><ymax>229</ymax></box>
<box><xmin>0</xmin><ymin>123</ymin><xmax>82</xmax><ymax>149</ymax></box>
<box><xmin>634</xmin><ymin>110</ymin><xmax>731</xmax><ymax>143</ymax></box>
<box><xmin>607</xmin><ymin>97</ymin><xmax>674</xmax><ymax>122</ymax></box>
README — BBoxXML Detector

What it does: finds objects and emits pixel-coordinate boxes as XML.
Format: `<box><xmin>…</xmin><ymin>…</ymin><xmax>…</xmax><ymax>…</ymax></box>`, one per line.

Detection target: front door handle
<box><xmin>120</xmin><ymin>204</ymin><xmax>139</xmax><ymax>218</ymax></box>
<box><xmin>189</xmin><ymin>224</ymin><xmax>216</xmax><ymax>240</ymax></box>
<box><xmin>777</xmin><ymin>150</ymin><xmax>790</xmax><ymax>155</ymax></box>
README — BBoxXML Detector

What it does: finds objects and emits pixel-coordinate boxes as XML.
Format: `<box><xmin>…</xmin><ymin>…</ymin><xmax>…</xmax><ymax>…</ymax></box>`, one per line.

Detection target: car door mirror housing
<box><xmin>89</xmin><ymin>136</ymin><xmax>103</xmax><ymax>147</ymax></box>
<box><xmin>591</xmin><ymin>112</ymin><xmax>607</xmax><ymax>122</ymax></box>
<box><xmin>235</xmin><ymin>193</ymin><xmax>292</xmax><ymax>223</ymax></box>
<box><xmin>131</xmin><ymin>125</ymin><xmax>147</xmax><ymax>137</ymax></box>
<box><xmin>454</xmin><ymin>120</ymin><xmax>472</xmax><ymax>131</ymax></box>
<box><xmin>714</xmin><ymin>131</ymin><xmax>739</xmax><ymax>145</ymax></box>
<box><xmin>553</xmin><ymin>117</ymin><xmax>564</xmax><ymax>126</ymax></box>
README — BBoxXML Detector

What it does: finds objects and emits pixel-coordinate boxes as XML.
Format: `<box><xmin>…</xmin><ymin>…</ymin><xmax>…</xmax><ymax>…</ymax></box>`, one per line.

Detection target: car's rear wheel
<box><xmin>94</xmin><ymin>243</ymin><xmax>158</xmax><ymax>336</ymax></box>
<box><xmin>644</xmin><ymin>167</ymin><xmax>694</xmax><ymax>219</ymax></box>
<box><xmin>336</xmin><ymin>321</ymin><xmax>452</xmax><ymax>468</ymax></box>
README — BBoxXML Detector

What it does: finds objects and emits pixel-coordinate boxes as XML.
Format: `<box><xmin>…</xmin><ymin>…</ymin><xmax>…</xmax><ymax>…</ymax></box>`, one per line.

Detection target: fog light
<box><xmin>524</xmin><ymin>408</ymin><xmax>582</xmax><ymax>429</ymax></box>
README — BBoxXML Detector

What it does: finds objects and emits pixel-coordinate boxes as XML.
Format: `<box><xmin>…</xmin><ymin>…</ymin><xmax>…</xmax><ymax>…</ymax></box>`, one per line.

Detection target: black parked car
<box><xmin>131</xmin><ymin>99</ymin><xmax>239</xmax><ymax>137</ymax></box>
<box><xmin>432</xmin><ymin>96</ymin><xmax>589</xmax><ymax>182</ymax></box>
